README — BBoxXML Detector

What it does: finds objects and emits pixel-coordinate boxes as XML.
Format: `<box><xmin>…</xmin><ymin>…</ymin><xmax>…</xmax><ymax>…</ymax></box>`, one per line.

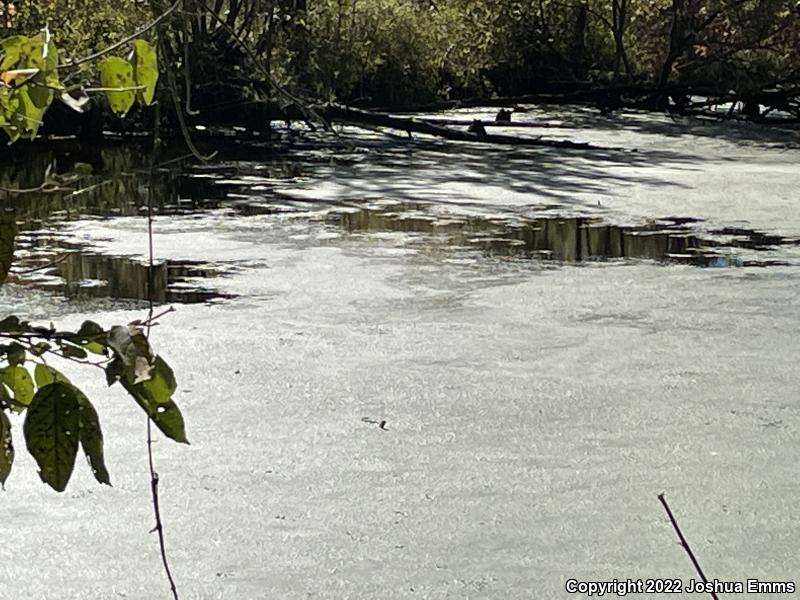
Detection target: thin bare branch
<box><xmin>658</xmin><ymin>494</ymin><xmax>718</xmax><ymax>600</ymax></box>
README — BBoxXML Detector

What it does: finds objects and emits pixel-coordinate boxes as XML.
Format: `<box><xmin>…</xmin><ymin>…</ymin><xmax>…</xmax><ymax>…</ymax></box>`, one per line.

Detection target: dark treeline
<box><xmin>5</xmin><ymin>0</ymin><xmax>800</xmax><ymax>119</ymax></box>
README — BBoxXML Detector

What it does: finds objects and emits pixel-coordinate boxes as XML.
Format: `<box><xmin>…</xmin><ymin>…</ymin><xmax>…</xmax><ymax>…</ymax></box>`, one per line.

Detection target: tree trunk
<box><xmin>658</xmin><ymin>0</ymin><xmax>685</xmax><ymax>89</ymax></box>
<box><xmin>571</xmin><ymin>3</ymin><xmax>588</xmax><ymax>79</ymax></box>
<box><xmin>611</xmin><ymin>0</ymin><xmax>631</xmax><ymax>80</ymax></box>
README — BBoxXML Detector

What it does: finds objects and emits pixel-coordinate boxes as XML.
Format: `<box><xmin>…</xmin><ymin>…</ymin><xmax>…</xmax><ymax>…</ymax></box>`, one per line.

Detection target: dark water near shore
<box><xmin>1</xmin><ymin>131</ymin><xmax>797</xmax><ymax>305</ymax></box>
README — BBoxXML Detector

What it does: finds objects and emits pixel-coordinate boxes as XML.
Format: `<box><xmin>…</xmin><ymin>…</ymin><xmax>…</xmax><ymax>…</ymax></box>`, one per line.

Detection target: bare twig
<box><xmin>138</xmin><ymin>305</ymin><xmax>176</xmax><ymax>327</ymax></box>
<box><xmin>147</xmin><ymin>422</ymin><xmax>179</xmax><ymax>600</ymax></box>
<box><xmin>658</xmin><ymin>494</ymin><xmax>718</xmax><ymax>600</ymax></box>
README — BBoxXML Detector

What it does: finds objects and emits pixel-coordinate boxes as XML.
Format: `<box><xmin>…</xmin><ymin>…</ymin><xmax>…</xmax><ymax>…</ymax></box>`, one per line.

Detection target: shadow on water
<box><xmin>0</xmin><ymin>123</ymin><xmax>796</xmax><ymax>305</ymax></box>
<box><xmin>329</xmin><ymin>201</ymin><xmax>798</xmax><ymax>268</ymax></box>
<box><xmin>543</xmin><ymin>106</ymin><xmax>800</xmax><ymax>149</ymax></box>
<box><xmin>282</xmin><ymin>131</ymin><xmax>705</xmax><ymax>216</ymax></box>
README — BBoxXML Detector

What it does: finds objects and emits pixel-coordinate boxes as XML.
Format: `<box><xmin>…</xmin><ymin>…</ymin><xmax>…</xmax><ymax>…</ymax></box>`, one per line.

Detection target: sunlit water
<box><xmin>1</xmin><ymin>108</ymin><xmax>799</xmax><ymax>599</ymax></box>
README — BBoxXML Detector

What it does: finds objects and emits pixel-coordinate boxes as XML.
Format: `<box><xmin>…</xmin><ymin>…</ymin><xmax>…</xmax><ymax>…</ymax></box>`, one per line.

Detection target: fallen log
<box><xmin>419</xmin><ymin>117</ymin><xmax>573</xmax><ymax>129</ymax></box>
<box><xmin>318</xmin><ymin>103</ymin><xmax>616</xmax><ymax>151</ymax></box>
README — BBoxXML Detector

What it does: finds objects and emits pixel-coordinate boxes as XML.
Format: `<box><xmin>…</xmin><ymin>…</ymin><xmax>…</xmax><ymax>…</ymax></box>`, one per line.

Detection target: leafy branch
<box><xmin>0</xmin><ymin>28</ymin><xmax>159</xmax><ymax>144</ymax></box>
<box><xmin>0</xmin><ymin>315</ymin><xmax>188</xmax><ymax>492</ymax></box>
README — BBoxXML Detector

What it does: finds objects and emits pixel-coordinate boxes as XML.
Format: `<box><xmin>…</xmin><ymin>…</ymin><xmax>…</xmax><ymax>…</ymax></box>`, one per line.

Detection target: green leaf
<box><xmin>132</xmin><ymin>39</ymin><xmax>158</xmax><ymax>106</ymax></box>
<box><xmin>0</xmin><ymin>382</ymin><xmax>26</xmax><ymax>413</ymax></box>
<box><xmin>27</xmin><ymin>72</ymin><xmax>54</xmax><ymax>110</ymax></box>
<box><xmin>23</xmin><ymin>382</ymin><xmax>80</xmax><ymax>492</ymax></box>
<box><xmin>3</xmin><ymin>366</ymin><xmax>34</xmax><ymax>406</ymax></box>
<box><xmin>60</xmin><ymin>343</ymin><xmax>88</xmax><ymax>359</ymax></box>
<box><xmin>29</xmin><ymin>341</ymin><xmax>51</xmax><ymax>356</ymax></box>
<box><xmin>76</xmin><ymin>320</ymin><xmax>107</xmax><ymax>354</ymax></box>
<box><xmin>75</xmin><ymin>391</ymin><xmax>110</xmax><ymax>486</ymax></box>
<box><xmin>121</xmin><ymin>372</ymin><xmax>188</xmax><ymax>444</ymax></box>
<box><xmin>0</xmin><ymin>35</ymin><xmax>28</xmax><ymax>70</ymax></box>
<box><xmin>4</xmin><ymin>86</ymin><xmax>46</xmax><ymax>141</ymax></box>
<box><xmin>139</xmin><ymin>356</ymin><xmax>177</xmax><ymax>404</ymax></box>
<box><xmin>83</xmin><ymin>341</ymin><xmax>107</xmax><ymax>355</ymax></box>
<box><xmin>99</xmin><ymin>56</ymin><xmax>136</xmax><ymax>117</ymax></box>
<box><xmin>77</xmin><ymin>320</ymin><xmax>104</xmax><ymax>337</ymax></box>
<box><xmin>0</xmin><ymin>410</ymin><xmax>13</xmax><ymax>488</ymax></box>
<box><xmin>33</xmin><ymin>363</ymin><xmax>70</xmax><ymax>387</ymax></box>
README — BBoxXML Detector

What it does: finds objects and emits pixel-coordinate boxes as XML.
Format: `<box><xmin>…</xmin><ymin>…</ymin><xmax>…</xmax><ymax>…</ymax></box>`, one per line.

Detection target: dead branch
<box><xmin>319</xmin><ymin>103</ymin><xmax>617</xmax><ymax>151</ymax></box>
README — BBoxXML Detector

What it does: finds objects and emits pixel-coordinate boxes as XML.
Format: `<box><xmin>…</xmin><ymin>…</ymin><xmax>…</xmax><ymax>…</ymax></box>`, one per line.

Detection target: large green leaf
<box><xmin>132</xmin><ymin>39</ymin><xmax>158</xmax><ymax>106</ymax></box>
<box><xmin>75</xmin><ymin>391</ymin><xmax>110</xmax><ymax>486</ymax></box>
<box><xmin>0</xmin><ymin>410</ymin><xmax>13</xmax><ymax>488</ymax></box>
<box><xmin>99</xmin><ymin>56</ymin><xmax>135</xmax><ymax>116</ymax></box>
<box><xmin>3</xmin><ymin>366</ymin><xmax>34</xmax><ymax>406</ymax></box>
<box><xmin>23</xmin><ymin>35</ymin><xmax>58</xmax><ymax>109</ymax></box>
<box><xmin>23</xmin><ymin>382</ymin><xmax>80</xmax><ymax>492</ymax></box>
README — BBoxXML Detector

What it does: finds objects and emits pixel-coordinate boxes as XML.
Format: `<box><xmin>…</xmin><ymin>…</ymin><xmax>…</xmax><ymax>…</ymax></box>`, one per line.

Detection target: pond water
<box><xmin>1</xmin><ymin>107</ymin><xmax>799</xmax><ymax>599</ymax></box>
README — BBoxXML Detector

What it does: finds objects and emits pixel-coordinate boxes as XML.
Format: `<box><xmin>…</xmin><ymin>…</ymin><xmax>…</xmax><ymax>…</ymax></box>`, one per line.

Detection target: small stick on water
<box><xmin>658</xmin><ymin>493</ymin><xmax>718</xmax><ymax>600</ymax></box>
<box><xmin>361</xmin><ymin>417</ymin><xmax>388</xmax><ymax>431</ymax></box>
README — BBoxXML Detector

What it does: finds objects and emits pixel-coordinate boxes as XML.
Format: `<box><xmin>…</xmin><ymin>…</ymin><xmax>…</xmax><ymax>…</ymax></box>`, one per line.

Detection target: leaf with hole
<box><xmin>99</xmin><ymin>56</ymin><xmax>135</xmax><ymax>116</ymax></box>
<box><xmin>121</xmin><ymin>372</ymin><xmax>188</xmax><ymax>444</ymax></box>
<box><xmin>139</xmin><ymin>356</ymin><xmax>177</xmax><ymax>404</ymax></box>
<box><xmin>23</xmin><ymin>382</ymin><xmax>80</xmax><ymax>492</ymax></box>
